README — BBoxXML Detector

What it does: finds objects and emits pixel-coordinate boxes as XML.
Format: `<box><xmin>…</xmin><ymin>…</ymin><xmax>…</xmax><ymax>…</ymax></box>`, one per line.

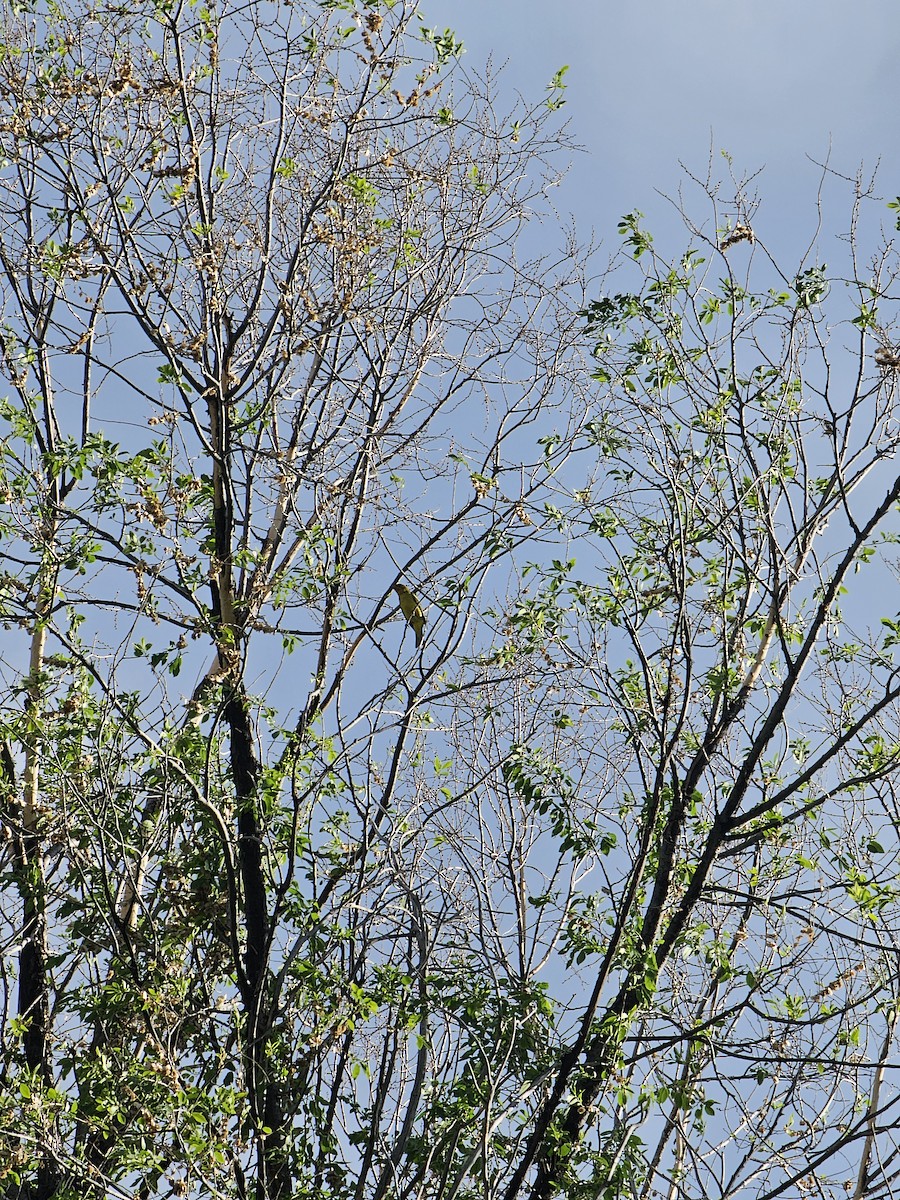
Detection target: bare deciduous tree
<box><xmin>0</xmin><ymin>0</ymin><xmax>588</xmax><ymax>1196</ymax></box>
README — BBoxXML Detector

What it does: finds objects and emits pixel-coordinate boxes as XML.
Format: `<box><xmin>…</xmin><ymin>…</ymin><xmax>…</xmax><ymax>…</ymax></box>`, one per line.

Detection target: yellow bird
<box><xmin>393</xmin><ymin>582</ymin><xmax>426</xmax><ymax>647</ymax></box>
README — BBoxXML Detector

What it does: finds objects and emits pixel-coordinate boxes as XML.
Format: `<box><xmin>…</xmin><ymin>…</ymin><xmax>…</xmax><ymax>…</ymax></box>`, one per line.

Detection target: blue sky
<box><xmin>423</xmin><ymin>0</ymin><xmax>900</xmax><ymax>259</ymax></box>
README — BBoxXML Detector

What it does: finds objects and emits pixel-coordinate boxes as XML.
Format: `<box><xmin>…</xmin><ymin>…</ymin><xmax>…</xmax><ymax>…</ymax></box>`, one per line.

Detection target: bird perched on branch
<box><xmin>393</xmin><ymin>582</ymin><xmax>426</xmax><ymax>647</ymax></box>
